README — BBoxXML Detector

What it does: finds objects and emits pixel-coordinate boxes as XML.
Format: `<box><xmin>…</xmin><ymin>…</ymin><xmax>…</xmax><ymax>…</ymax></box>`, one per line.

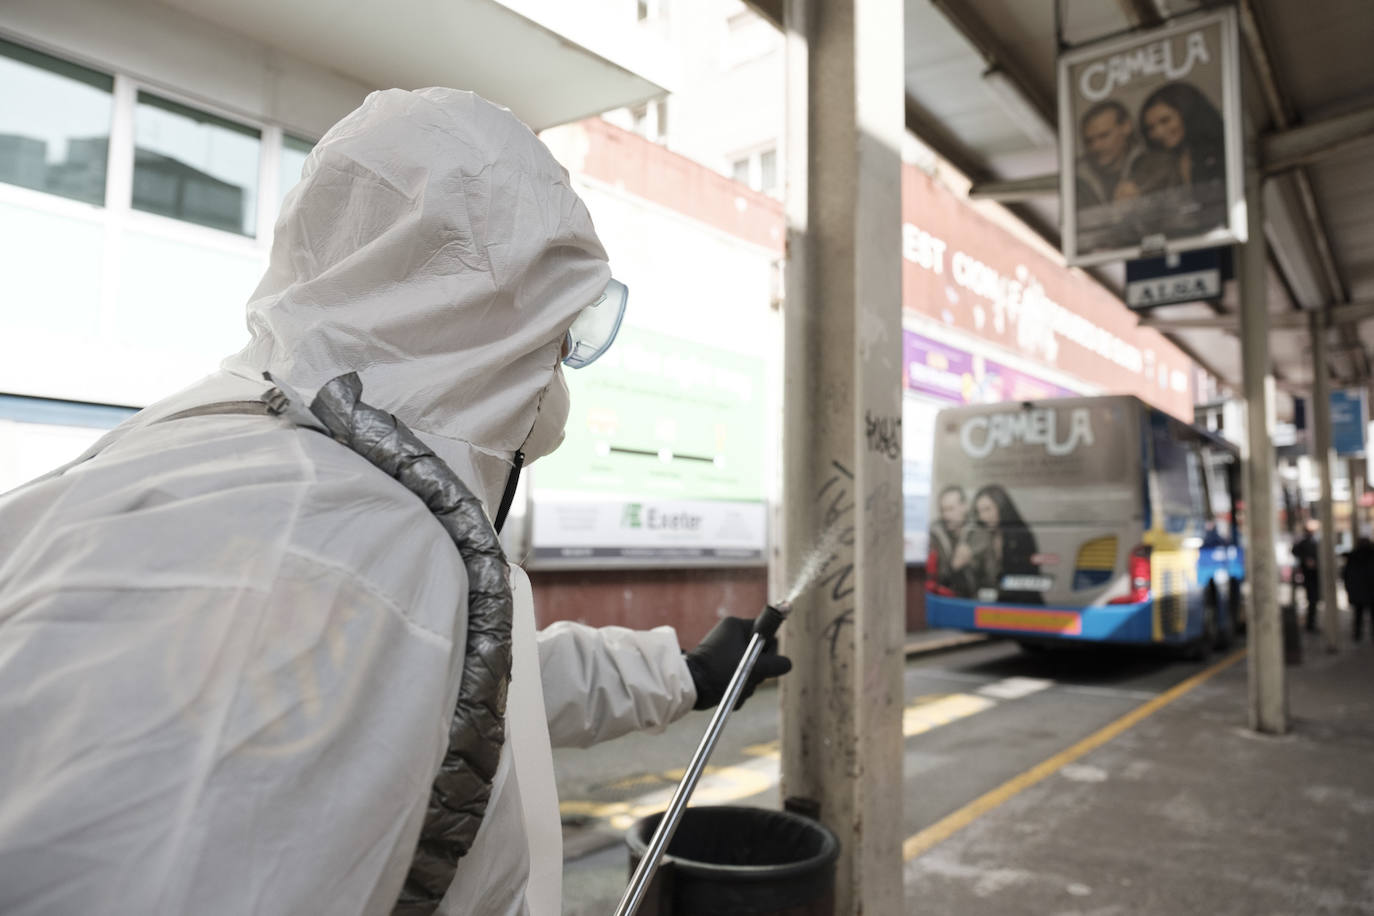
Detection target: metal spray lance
<box><xmin>611</xmin><ymin>601</ymin><xmax>792</xmax><ymax>916</ymax></box>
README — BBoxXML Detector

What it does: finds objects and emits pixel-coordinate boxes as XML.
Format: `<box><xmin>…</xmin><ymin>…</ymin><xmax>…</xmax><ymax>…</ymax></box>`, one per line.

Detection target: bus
<box><xmin>924</xmin><ymin>396</ymin><xmax>1245</xmax><ymax>654</ymax></box>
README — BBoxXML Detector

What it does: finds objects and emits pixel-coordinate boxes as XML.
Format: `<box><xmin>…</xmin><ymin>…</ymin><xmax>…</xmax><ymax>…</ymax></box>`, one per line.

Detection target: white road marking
<box><xmin>977</xmin><ymin>676</ymin><xmax>1053</xmax><ymax>700</ymax></box>
<box><xmin>903</xmin><ymin>693</ymin><xmax>996</xmax><ymax>736</ymax></box>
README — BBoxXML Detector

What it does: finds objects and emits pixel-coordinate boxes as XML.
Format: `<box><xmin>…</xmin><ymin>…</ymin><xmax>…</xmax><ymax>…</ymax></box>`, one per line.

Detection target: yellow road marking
<box><xmin>742</xmin><ymin>740</ymin><xmax>780</xmax><ymax>757</ymax></box>
<box><xmin>902</xmin><ymin>648</ymin><xmax>1247</xmax><ymax>862</ymax></box>
<box><xmin>561</xmin><ymin>761</ymin><xmax>779</xmax><ymax>830</ymax></box>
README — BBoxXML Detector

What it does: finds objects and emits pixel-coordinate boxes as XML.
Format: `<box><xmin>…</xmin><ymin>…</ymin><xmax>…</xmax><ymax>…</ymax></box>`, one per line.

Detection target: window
<box><xmin>729</xmin><ymin>147</ymin><xmax>779</xmax><ymax>195</ymax></box>
<box><xmin>654</xmin><ymin>99</ymin><xmax>669</xmax><ymax>142</ymax></box>
<box><xmin>1202</xmin><ymin>449</ymin><xmax>1237</xmax><ymax>540</ymax></box>
<box><xmin>132</xmin><ymin>92</ymin><xmax>261</xmax><ymax>236</ymax></box>
<box><xmin>0</xmin><ymin>38</ymin><xmax>113</xmax><ymax>205</ymax></box>
<box><xmin>1150</xmin><ymin>416</ymin><xmax>1204</xmax><ymax>535</ymax></box>
<box><xmin>276</xmin><ymin>133</ymin><xmax>314</xmax><ymax>217</ymax></box>
<box><xmin>758</xmin><ymin>148</ymin><xmax>777</xmax><ymax>192</ymax></box>
<box><xmin>637</xmin><ymin>0</ymin><xmax>651</xmax><ymax>21</ymax></box>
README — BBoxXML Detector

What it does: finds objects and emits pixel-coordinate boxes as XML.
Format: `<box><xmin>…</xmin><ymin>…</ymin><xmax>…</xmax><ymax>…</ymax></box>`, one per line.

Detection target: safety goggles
<box><xmin>563</xmin><ymin>278</ymin><xmax>628</xmax><ymax>369</ymax></box>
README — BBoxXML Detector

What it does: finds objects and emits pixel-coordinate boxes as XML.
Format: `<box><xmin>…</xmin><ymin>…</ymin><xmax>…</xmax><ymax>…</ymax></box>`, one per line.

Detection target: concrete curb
<box><xmin>903</xmin><ymin>632</ymin><xmax>990</xmax><ymax>658</ymax></box>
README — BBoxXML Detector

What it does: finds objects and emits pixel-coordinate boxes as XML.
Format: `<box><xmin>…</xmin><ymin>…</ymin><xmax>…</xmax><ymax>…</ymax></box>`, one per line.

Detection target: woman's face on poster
<box><xmin>1144</xmin><ymin>101</ymin><xmax>1186</xmax><ymax>150</ymax></box>
<box><xmin>975</xmin><ymin>494</ymin><xmax>1000</xmax><ymax>528</ymax></box>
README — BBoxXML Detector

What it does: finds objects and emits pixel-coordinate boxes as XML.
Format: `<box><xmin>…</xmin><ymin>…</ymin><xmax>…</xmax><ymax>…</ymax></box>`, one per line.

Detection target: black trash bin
<box><xmin>625</xmin><ymin>805</ymin><xmax>839</xmax><ymax>916</ymax></box>
<box><xmin>1281</xmin><ymin>602</ymin><xmax>1304</xmax><ymax>665</ymax></box>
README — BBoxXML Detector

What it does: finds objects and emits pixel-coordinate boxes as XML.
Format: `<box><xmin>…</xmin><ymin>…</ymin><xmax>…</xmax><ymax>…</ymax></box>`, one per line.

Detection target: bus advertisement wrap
<box><xmin>927</xmin><ymin>396</ymin><xmax>1246</xmax><ymax>648</ymax></box>
<box><xmin>901</xmin><ymin>329</ymin><xmax>1082</xmax><ymax>563</ymax></box>
<box><xmin>1058</xmin><ymin>8</ymin><xmax>1245</xmax><ymax>265</ymax></box>
<box><xmin>929</xmin><ymin>399</ymin><xmax>1141</xmax><ymax>608</ymax></box>
<box><xmin>530</xmin><ymin>327</ymin><xmax>768</xmax><ymax>567</ymax></box>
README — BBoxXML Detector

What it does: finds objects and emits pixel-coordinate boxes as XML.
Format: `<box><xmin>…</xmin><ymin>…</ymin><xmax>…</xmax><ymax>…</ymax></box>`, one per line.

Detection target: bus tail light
<box><xmin>926</xmin><ymin>548</ymin><xmax>954</xmax><ymax>596</ymax></box>
<box><xmin>1109</xmin><ymin>545</ymin><xmax>1152</xmax><ymax>604</ymax></box>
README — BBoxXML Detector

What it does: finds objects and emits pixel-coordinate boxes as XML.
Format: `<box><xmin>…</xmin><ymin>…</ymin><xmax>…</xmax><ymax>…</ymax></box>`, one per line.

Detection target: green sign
<box><xmin>535</xmin><ymin>327</ymin><xmax>766</xmax><ymax>502</ymax></box>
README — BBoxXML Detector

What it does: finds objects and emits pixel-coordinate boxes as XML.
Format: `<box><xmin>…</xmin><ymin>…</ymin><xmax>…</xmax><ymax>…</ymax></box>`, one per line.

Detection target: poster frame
<box><xmin>1057</xmin><ymin>7</ymin><xmax>1246</xmax><ymax>267</ymax></box>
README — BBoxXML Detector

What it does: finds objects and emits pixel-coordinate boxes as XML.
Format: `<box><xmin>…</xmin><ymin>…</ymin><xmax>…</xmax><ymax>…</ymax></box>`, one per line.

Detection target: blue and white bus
<box><xmin>925</xmin><ymin>396</ymin><xmax>1244</xmax><ymax>654</ymax></box>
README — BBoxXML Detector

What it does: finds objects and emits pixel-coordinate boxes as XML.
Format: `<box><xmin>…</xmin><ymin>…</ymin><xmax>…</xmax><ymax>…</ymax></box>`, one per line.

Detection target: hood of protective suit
<box><xmin>223</xmin><ymin>88</ymin><xmax>608</xmax><ymax>511</ymax></box>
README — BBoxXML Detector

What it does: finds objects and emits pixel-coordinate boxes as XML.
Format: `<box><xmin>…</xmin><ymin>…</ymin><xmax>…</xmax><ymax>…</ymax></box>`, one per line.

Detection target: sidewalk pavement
<box><xmin>903</xmin><ymin>628</ymin><xmax>1374</xmax><ymax>915</ymax></box>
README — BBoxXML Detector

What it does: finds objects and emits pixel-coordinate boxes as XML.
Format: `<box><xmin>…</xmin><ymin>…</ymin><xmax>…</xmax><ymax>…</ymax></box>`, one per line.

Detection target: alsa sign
<box><xmin>1125</xmin><ymin>247</ymin><xmax>1229</xmax><ymax>310</ymax></box>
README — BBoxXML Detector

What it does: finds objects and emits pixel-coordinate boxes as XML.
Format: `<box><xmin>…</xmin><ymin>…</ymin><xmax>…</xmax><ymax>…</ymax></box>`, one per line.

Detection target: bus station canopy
<box><xmin>750</xmin><ymin>0</ymin><xmax>1374</xmax><ymax>405</ymax></box>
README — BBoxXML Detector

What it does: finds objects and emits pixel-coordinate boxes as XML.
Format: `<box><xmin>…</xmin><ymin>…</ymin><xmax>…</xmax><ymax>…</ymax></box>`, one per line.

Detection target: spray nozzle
<box><xmin>754</xmin><ymin>602</ymin><xmax>790</xmax><ymax>640</ymax></box>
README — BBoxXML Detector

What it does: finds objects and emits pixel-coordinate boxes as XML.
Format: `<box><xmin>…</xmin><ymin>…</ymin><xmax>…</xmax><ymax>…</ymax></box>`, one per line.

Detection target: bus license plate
<box><xmin>999</xmin><ymin>574</ymin><xmax>1054</xmax><ymax>592</ymax></box>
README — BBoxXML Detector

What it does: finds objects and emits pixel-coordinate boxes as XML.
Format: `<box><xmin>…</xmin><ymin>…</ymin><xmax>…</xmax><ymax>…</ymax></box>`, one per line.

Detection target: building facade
<box><xmin>1</xmin><ymin>0</ymin><xmax>1199</xmax><ymax>642</ymax></box>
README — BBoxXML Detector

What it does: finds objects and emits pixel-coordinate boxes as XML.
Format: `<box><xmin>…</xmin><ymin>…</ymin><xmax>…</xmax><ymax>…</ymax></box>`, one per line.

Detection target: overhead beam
<box><xmin>1136</xmin><ymin>299</ymin><xmax>1374</xmax><ymax>332</ymax></box>
<box><xmin>904</xmin><ymin>96</ymin><xmax>991</xmax><ymax>183</ymax></box>
<box><xmin>969</xmin><ymin>98</ymin><xmax>1374</xmax><ymax>200</ymax></box>
<box><xmin>1238</xmin><ymin>0</ymin><xmax>1347</xmax><ymax>309</ymax></box>
<box><xmin>928</xmin><ymin>0</ymin><xmax>1055</xmax><ymax>124</ymax></box>
<box><xmin>1263</xmin><ymin>104</ymin><xmax>1374</xmax><ymax>174</ymax></box>
<box><xmin>966</xmin><ymin>172</ymin><xmax>1059</xmax><ymax>202</ymax></box>
<box><xmin>1115</xmin><ymin>0</ymin><xmax>1165</xmax><ymax>28</ymax></box>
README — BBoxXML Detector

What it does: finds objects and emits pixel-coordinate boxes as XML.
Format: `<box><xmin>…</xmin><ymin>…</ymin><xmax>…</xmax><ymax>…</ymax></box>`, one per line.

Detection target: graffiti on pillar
<box><xmin>864</xmin><ymin>411</ymin><xmax>902</xmax><ymax>460</ymax></box>
<box><xmin>815</xmin><ymin>461</ymin><xmax>856</xmax><ymax>661</ymax></box>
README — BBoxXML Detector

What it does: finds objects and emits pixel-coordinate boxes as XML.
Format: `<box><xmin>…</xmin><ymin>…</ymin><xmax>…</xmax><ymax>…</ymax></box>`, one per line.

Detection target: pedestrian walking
<box><xmin>1293</xmin><ymin>520</ymin><xmax>1321</xmax><ymax>632</ymax></box>
<box><xmin>1342</xmin><ymin>535</ymin><xmax>1374</xmax><ymax>642</ymax></box>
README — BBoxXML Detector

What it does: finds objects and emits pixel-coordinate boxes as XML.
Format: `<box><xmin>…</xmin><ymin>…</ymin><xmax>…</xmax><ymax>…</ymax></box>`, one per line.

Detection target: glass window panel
<box><xmin>759</xmin><ymin>148</ymin><xmax>777</xmax><ymax>191</ymax></box>
<box><xmin>732</xmin><ymin>158</ymin><xmax>750</xmax><ymax>185</ymax></box>
<box><xmin>0</xmin><ymin>38</ymin><xmax>113</xmax><ymax>205</ymax></box>
<box><xmin>276</xmin><ymin>133</ymin><xmax>314</xmax><ymax>218</ymax></box>
<box><xmin>133</xmin><ymin>92</ymin><xmax>261</xmax><ymax>236</ymax></box>
<box><xmin>654</xmin><ymin>99</ymin><xmax>668</xmax><ymax>141</ymax></box>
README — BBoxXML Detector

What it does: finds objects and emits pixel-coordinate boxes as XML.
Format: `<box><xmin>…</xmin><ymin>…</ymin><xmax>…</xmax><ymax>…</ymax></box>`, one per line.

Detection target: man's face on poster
<box><xmin>1082</xmin><ymin>108</ymin><xmax>1132</xmax><ymax>171</ymax></box>
<box><xmin>939</xmin><ymin>489</ymin><xmax>967</xmax><ymax>532</ymax></box>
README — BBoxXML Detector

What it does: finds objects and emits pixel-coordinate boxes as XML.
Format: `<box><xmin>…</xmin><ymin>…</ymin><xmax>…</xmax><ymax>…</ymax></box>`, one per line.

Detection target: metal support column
<box><xmin>1309</xmin><ymin>308</ymin><xmax>1342</xmax><ymax>652</ymax></box>
<box><xmin>1351</xmin><ymin>457</ymin><xmax>1367</xmax><ymax>543</ymax></box>
<box><xmin>779</xmin><ymin>0</ymin><xmax>906</xmax><ymax>911</ymax></box>
<box><xmin>1241</xmin><ymin>152</ymin><xmax>1287</xmax><ymax>734</ymax></box>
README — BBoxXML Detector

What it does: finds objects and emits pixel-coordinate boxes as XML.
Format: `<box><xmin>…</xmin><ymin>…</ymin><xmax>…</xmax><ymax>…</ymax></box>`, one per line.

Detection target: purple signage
<box><xmin>903</xmin><ymin>331</ymin><xmax>1079</xmax><ymax>405</ymax></box>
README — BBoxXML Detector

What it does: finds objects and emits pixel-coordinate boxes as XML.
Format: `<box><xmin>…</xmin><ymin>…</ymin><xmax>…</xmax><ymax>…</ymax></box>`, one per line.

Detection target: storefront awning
<box><xmin>155</xmin><ymin>0</ymin><xmax>674</xmax><ymax>131</ymax></box>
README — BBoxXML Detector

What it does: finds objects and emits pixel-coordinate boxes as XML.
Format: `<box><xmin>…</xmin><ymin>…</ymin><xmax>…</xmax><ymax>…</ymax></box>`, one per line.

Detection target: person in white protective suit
<box><xmin>0</xmin><ymin>88</ymin><xmax>790</xmax><ymax>915</ymax></box>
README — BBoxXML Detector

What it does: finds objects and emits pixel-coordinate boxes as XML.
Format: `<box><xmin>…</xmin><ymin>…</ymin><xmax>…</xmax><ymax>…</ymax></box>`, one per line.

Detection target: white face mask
<box><xmin>494</xmin><ymin>362</ymin><xmax>569</xmax><ymax>533</ymax></box>
<box><xmin>521</xmin><ymin>364</ymin><xmax>570</xmax><ymax>463</ymax></box>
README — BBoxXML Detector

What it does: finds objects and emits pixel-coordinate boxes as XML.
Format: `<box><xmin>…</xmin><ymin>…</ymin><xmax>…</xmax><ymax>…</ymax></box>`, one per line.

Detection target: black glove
<box><xmin>684</xmin><ymin>616</ymin><xmax>793</xmax><ymax>711</ymax></box>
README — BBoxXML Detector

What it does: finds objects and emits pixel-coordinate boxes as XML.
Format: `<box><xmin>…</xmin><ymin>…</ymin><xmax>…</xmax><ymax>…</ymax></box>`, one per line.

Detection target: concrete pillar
<box><xmin>1241</xmin><ymin>151</ymin><xmax>1287</xmax><ymax>734</ymax></box>
<box><xmin>779</xmin><ymin>0</ymin><xmax>906</xmax><ymax>912</ymax></box>
<box><xmin>1309</xmin><ymin>309</ymin><xmax>1342</xmax><ymax>652</ymax></box>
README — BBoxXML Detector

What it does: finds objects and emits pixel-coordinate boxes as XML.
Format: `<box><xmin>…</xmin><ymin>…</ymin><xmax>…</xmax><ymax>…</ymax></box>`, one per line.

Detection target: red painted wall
<box><xmin>530</xmin><ymin>567</ymin><xmax>768</xmax><ymax>648</ymax></box>
<box><xmin>901</xmin><ymin>165</ymin><xmax>1196</xmax><ymax>417</ymax></box>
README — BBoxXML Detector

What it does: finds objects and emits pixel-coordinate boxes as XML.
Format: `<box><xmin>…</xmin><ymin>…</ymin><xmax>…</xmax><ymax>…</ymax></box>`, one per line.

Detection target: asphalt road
<box><xmin>555</xmin><ymin>637</ymin><xmax>1224</xmax><ymax>915</ymax></box>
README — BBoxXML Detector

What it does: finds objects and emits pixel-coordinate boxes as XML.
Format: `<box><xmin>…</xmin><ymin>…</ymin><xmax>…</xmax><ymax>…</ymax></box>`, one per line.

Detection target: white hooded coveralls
<box><xmin>0</xmin><ymin>88</ymin><xmax>697</xmax><ymax>915</ymax></box>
